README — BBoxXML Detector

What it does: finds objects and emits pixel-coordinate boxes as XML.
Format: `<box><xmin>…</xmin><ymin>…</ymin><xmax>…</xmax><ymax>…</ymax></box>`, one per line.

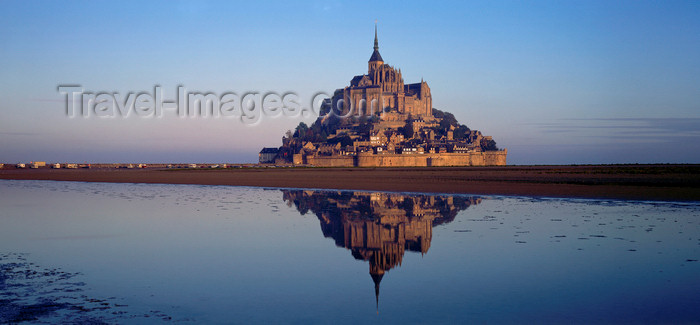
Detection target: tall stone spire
<box><xmin>369</xmin><ymin>22</ymin><xmax>383</xmax><ymax>64</ymax></box>
<box><xmin>374</xmin><ymin>22</ymin><xmax>379</xmax><ymax>51</ymax></box>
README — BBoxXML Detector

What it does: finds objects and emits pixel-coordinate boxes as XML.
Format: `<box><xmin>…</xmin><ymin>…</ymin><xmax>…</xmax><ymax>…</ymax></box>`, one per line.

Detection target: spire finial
<box><xmin>371</xmin><ymin>270</ymin><xmax>384</xmax><ymax>315</ymax></box>
<box><xmin>368</xmin><ymin>20</ymin><xmax>383</xmax><ymax>63</ymax></box>
<box><xmin>374</xmin><ymin>20</ymin><xmax>379</xmax><ymax>51</ymax></box>
<box><xmin>375</xmin><ymin>278</ymin><xmax>380</xmax><ymax>314</ymax></box>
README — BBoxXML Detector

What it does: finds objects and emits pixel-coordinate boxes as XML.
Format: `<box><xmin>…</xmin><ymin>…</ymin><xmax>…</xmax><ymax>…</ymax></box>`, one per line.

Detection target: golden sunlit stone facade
<box><xmin>335</xmin><ymin>25</ymin><xmax>432</xmax><ymax>117</ymax></box>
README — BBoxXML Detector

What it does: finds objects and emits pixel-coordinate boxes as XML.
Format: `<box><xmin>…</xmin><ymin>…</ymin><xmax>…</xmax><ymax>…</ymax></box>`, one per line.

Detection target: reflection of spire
<box><xmin>280</xmin><ymin>190</ymin><xmax>482</xmax><ymax>314</ymax></box>
<box><xmin>371</xmin><ymin>271</ymin><xmax>384</xmax><ymax>314</ymax></box>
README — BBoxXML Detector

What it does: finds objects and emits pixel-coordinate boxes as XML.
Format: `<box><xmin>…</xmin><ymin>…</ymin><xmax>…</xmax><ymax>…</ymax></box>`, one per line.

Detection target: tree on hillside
<box><xmin>481</xmin><ymin>138</ymin><xmax>499</xmax><ymax>151</ymax></box>
<box><xmin>328</xmin><ymin>134</ymin><xmax>353</xmax><ymax>147</ymax></box>
<box><xmin>294</xmin><ymin>122</ymin><xmax>309</xmax><ymax>138</ymax></box>
<box><xmin>357</xmin><ymin>118</ymin><xmax>372</xmax><ymax>135</ymax></box>
<box><xmin>318</xmin><ymin>130</ymin><xmax>328</xmax><ymax>142</ymax></box>
<box><xmin>399</xmin><ymin>118</ymin><xmax>414</xmax><ymax>139</ymax></box>
<box><xmin>453</xmin><ymin>125</ymin><xmax>471</xmax><ymax>140</ymax></box>
<box><xmin>432</xmin><ymin>108</ymin><xmax>472</xmax><ymax>141</ymax></box>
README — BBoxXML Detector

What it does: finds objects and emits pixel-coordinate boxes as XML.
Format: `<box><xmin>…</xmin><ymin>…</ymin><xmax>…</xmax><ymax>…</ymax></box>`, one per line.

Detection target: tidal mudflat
<box><xmin>2</xmin><ymin>164</ymin><xmax>699</xmax><ymax>201</ymax></box>
<box><xmin>1</xmin><ymin>180</ymin><xmax>698</xmax><ymax>323</ymax></box>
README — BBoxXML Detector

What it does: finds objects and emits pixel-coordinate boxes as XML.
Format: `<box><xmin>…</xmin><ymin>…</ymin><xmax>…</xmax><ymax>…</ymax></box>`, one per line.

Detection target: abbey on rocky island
<box><xmin>260</xmin><ymin>25</ymin><xmax>507</xmax><ymax>167</ymax></box>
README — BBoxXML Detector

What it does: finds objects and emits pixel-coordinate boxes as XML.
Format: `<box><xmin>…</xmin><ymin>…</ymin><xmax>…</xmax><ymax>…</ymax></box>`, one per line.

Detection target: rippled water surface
<box><xmin>1</xmin><ymin>180</ymin><xmax>699</xmax><ymax>323</ymax></box>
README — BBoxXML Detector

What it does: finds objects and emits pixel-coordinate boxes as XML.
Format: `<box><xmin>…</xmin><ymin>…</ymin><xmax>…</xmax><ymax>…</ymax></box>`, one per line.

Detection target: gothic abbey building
<box><xmin>335</xmin><ymin>25</ymin><xmax>432</xmax><ymax>117</ymax></box>
<box><xmin>261</xmin><ymin>25</ymin><xmax>507</xmax><ymax>167</ymax></box>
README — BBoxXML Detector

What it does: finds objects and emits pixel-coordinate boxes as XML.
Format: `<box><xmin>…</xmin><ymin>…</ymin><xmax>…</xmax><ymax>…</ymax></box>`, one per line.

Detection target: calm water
<box><xmin>1</xmin><ymin>180</ymin><xmax>699</xmax><ymax>324</ymax></box>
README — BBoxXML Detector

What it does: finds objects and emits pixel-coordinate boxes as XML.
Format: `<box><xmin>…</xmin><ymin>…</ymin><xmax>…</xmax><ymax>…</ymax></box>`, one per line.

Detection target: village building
<box><xmin>258</xmin><ymin>147</ymin><xmax>279</xmax><ymax>164</ymax></box>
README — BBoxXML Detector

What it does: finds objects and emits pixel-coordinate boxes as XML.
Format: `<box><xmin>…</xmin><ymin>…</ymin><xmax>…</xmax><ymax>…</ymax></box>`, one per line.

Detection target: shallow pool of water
<box><xmin>1</xmin><ymin>180</ymin><xmax>698</xmax><ymax>323</ymax></box>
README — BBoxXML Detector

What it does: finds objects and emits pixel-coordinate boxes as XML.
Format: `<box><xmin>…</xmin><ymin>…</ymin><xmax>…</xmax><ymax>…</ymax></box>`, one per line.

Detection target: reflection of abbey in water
<box><xmin>282</xmin><ymin>190</ymin><xmax>481</xmax><ymax>309</ymax></box>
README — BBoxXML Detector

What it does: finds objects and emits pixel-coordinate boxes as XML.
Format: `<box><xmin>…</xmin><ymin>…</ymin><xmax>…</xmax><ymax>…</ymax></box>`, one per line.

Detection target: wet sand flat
<box><xmin>1</xmin><ymin>165</ymin><xmax>699</xmax><ymax>201</ymax></box>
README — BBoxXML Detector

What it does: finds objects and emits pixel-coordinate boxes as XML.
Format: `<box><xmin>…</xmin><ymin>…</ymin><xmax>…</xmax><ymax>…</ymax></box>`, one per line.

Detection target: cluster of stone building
<box><xmin>284</xmin><ymin>114</ymin><xmax>500</xmax><ymax>165</ymax></box>
<box><xmin>260</xmin><ymin>25</ymin><xmax>506</xmax><ymax>167</ymax></box>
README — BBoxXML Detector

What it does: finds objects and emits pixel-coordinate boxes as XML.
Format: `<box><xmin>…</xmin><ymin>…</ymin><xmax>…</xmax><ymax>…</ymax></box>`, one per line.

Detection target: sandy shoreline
<box><xmin>1</xmin><ymin>165</ymin><xmax>699</xmax><ymax>201</ymax></box>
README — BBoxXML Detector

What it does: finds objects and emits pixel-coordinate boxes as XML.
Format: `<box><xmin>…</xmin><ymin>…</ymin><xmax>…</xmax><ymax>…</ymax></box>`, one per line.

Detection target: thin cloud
<box><xmin>0</xmin><ymin>132</ymin><xmax>41</xmax><ymax>136</ymax></box>
<box><xmin>534</xmin><ymin>118</ymin><xmax>700</xmax><ymax>140</ymax></box>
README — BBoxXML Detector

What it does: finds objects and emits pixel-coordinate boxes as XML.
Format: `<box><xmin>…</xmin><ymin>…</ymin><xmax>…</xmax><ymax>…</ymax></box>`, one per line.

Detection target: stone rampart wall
<box><xmin>303</xmin><ymin>150</ymin><xmax>507</xmax><ymax>167</ymax></box>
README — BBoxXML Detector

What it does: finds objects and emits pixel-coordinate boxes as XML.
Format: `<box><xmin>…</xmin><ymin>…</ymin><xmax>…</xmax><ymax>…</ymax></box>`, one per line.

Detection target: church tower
<box><xmin>368</xmin><ymin>23</ymin><xmax>383</xmax><ymax>74</ymax></box>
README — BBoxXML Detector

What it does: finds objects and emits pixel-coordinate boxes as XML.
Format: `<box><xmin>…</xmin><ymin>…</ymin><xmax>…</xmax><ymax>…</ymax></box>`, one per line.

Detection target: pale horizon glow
<box><xmin>1</xmin><ymin>1</ymin><xmax>699</xmax><ymax>164</ymax></box>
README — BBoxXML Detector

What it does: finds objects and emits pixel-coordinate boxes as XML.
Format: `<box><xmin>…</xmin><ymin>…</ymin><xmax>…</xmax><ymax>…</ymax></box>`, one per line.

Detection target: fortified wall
<box><xmin>298</xmin><ymin>149</ymin><xmax>507</xmax><ymax>167</ymax></box>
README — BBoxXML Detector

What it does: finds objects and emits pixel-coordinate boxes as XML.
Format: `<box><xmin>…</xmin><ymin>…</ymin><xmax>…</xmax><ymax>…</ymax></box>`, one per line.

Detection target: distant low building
<box><xmin>259</xmin><ymin>147</ymin><xmax>279</xmax><ymax>164</ymax></box>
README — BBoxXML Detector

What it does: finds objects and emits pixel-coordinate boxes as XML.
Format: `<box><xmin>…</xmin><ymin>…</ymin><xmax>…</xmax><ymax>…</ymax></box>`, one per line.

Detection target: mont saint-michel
<box><xmin>260</xmin><ymin>26</ymin><xmax>507</xmax><ymax>167</ymax></box>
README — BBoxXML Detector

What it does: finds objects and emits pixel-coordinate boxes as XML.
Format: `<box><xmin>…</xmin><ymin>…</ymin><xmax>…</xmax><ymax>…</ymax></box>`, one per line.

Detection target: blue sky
<box><xmin>1</xmin><ymin>0</ymin><xmax>699</xmax><ymax>164</ymax></box>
